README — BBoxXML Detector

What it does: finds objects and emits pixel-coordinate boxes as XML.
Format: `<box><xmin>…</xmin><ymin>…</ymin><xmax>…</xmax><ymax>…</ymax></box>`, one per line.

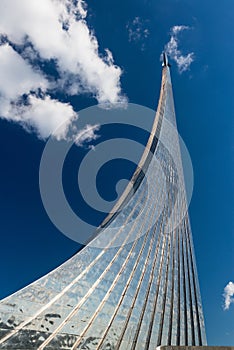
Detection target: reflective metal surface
<box><xmin>0</xmin><ymin>65</ymin><xmax>207</xmax><ymax>349</ymax></box>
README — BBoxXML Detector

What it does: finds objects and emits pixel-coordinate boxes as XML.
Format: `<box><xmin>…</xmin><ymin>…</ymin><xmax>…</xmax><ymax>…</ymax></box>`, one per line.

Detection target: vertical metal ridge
<box><xmin>114</xmin><ymin>167</ymin><xmax>168</xmax><ymax>348</ymax></box>
<box><xmin>181</xmin><ymin>232</ymin><xmax>188</xmax><ymax>345</ymax></box>
<box><xmin>184</xmin><ymin>219</ymin><xmax>195</xmax><ymax>345</ymax></box>
<box><xmin>167</xmin><ymin>164</ymin><xmax>181</xmax><ymax>345</ymax></box>
<box><xmin>185</xmin><ymin>217</ymin><xmax>203</xmax><ymax>345</ymax></box>
<box><xmin>136</xmin><ymin>68</ymin><xmax>173</xmax><ymax>349</ymax></box>
<box><xmin>156</xmin><ymin>176</ymin><xmax>175</xmax><ymax>346</ymax></box>
<box><xmin>167</xmin><ymin>227</ymin><xmax>177</xmax><ymax>345</ymax></box>
<box><xmin>185</xmin><ymin>223</ymin><xmax>200</xmax><ymax>345</ymax></box>
<box><xmin>95</xmin><ymin>226</ymin><xmax>152</xmax><ymax>350</ymax></box>
<box><xmin>126</xmin><ymin>210</ymin><xmax>166</xmax><ymax>350</ymax></box>
<box><xmin>156</xmin><ymin>228</ymin><xmax>173</xmax><ymax>346</ymax></box>
<box><xmin>143</xmin><ymin>216</ymin><xmax>170</xmax><ymax>349</ymax></box>
<box><xmin>97</xmin><ymin>215</ymin><xmax>159</xmax><ymax>349</ymax></box>
<box><xmin>176</xmin><ymin>227</ymin><xmax>181</xmax><ymax>346</ymax></box>
<box><xmin>62</xmin><ymin>234</ymin><xmax>146</xmax><ymax>348</ymax></box>
<box><xmin>115</xmin><ymin>213</ymin><xmax>164</xmax><ymax>349</ymax></box>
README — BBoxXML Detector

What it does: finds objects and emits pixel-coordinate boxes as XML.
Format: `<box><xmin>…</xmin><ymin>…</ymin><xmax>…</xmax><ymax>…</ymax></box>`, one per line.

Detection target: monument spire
<box><xmin>0</xmin><ymin>56</ymin><xmax>208</xmax><ymax>349</ymax></box>
<box><xmin>162</xmin><ymin>51</ymin><xmax>171</xmax><ymax>67</ymax></box>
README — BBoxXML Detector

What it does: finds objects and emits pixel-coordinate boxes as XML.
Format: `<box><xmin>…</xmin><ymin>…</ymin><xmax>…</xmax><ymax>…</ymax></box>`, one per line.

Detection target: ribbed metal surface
<box><xmin>0</xmin><ymin>66</ymin><xmax>207</xmax><ymax>349</ymax></box>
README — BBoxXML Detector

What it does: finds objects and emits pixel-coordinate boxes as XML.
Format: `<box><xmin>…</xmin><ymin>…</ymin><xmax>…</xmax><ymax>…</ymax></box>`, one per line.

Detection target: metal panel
<box><xmin>0</xmin><ymin>64</ymin><xmax>207</xmax><ymax>349</ymax></box>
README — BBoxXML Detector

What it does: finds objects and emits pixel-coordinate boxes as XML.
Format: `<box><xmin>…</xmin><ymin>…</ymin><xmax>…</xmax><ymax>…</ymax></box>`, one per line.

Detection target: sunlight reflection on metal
<box><xmin>0</xmin><ymin>65</ymin><xmax>206</xmax><ymax>350</ymax></box>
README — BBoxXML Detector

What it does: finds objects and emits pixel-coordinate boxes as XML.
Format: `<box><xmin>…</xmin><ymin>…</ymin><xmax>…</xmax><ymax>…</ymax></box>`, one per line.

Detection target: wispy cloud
<box><xmin>0</xmin><ymin>0</ymin><xmax>126</xmax><ymax>141</ymax></box>
<box><xmin>75</xmin><ymin>124</ymin><xmax>100</xmax><ymax>147</ymax></box>
<box><xmin>127</xmin><ymin>17</ymin><xmax>149</xmax><ymax>50</ymax></box>
<box><xmin>165</xmin><ymin>25</ymin><xmax>194</xmax><ymax>73</ymax></box>
<box><xmin>223</xmin><ymin>281</ymin><xmax>234</xmax><ymax>310</ymax></box>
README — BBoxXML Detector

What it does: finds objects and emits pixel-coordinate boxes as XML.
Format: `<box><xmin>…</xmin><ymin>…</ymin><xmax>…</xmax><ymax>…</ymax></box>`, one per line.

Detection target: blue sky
<box><xmin>0</xmin><ymin>0</ymin><xmax>233</xmax><ymax>346</ymax></box>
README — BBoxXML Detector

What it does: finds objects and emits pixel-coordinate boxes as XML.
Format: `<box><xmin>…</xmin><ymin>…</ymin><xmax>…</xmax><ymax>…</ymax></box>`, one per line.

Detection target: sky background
<box><xmin>0</xmin><ymin>0</ymin><xmax>233</xmax><ymax>346</ymax></box>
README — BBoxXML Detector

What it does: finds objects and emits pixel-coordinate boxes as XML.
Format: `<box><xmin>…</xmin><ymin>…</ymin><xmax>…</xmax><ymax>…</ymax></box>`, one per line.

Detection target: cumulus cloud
<box><xmin>127</xmin><ymin>17</ymin><xmax>149</xmax><ymax>50</ymax></box>
<box><xmin>0</xmin><ymin>0</ymin><xmax>125</xmax><ymax>141</ymax></box>
<box><xmin>165</xmin><ymin>25</ymin><xmax>194</xmax><ymax>73</ymax></box>
<box><xmin>223</xmin><ymin>281</ymin><xmax>234</xmax><ymax>310</ymax></box>
<box><xmin>77</xmin><ymin>0</ymin><xmax>87</xmax><ymax>19</ymax></box>
<box><xmin>0</xmin><ymin>43</ymin><xmax>47</xmax><ymax>99</ymax></box>
<box><xmin>18</xmin><ymin>96</ymin><xmax>78</xmax><ymax>140</ymax></box>
<box><xmin>0</xmin><ymin>42</ymin><xmax>80</xmax><ymax>140</ymax></box>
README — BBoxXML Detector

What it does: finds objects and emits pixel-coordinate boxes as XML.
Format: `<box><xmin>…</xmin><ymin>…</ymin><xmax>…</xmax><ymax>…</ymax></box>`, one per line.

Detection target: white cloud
<box><xmin>0</xmin><ymin>0</ymin><xmax>125</xmax><ymax>104</ymax></box>
<box><xmin>223</xmin><ymin>281</ymin><xmax>234</xmax><ymax>310</ymax></box>
<box><xmin>165</xmin><ymin>25</ymin><xmax>194</xmax><ymax>73</ymax></box>
<box><xmin>0</xmin><ymin>43</ymin><xmax>76</xmax><ymax>140</ymax></box>
<box><xmin>19</xmin><ymin>95</ymin><xmax>78</xmax><ymax>140</ymax></box>
<box><xmin>75</xmin><ymin>124</ymin><xmax>100</xmax><ymax>146</ymax></box>
<box><xmin>0</xmin><ymin>43</ymin><xmax>47</xmax><ymax>99</ymax></box>
<box><xmin>127</xmin><ymin>17</ymin><xmax>149</xmax><ymax>50</ymax></box>
<box><xmin>77</xmin><ymin>0</ymin><xmax>87</xmax><ymax>19</ymax></box>
<box><xmin>172</xmin><ymin>25</ymin><xmax>189</xmax><ymax>35</ymax></box>
<box><xmin>0</xmin><ymin>0</ymin><xmax>126</xmax><ymax>141</ymax></box>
